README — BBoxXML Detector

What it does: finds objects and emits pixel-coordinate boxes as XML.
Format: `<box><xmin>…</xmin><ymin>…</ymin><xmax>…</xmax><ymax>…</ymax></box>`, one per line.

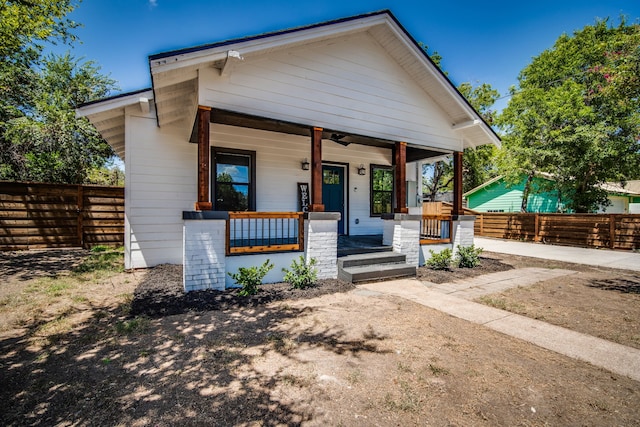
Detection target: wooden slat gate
<box><xmin>0</xmin><ymin>181</ymin><xmax>124</xmax><ymax>250</ymax></box>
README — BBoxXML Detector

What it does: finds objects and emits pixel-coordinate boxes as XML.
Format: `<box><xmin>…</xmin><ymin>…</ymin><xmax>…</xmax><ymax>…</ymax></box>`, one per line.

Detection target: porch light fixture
<box><xmin>330</xmin><ymin>133</ymin><xmax>350</xmax><ymax>146</ymax></box>
<box><xmin>357</xmin><ymin>164</ymin><xmax>366</xmax><ymax>175</ymax></box>
<box><xmin>301</xmin><ymin>158</ymin><xmax>310</xmax><ymax>170</ymax></box>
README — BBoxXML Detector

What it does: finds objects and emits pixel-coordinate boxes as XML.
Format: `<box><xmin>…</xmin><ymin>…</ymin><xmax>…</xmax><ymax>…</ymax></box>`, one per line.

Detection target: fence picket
<box><xmin>0</xmin><ymin>181</ymin><xmax>124</xmax><ymax>250</ymax></box>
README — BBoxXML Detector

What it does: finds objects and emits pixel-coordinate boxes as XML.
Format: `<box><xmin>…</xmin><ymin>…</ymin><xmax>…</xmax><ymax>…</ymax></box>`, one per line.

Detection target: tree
<box><xmin>422</xmin><ymin>82</ymin><xmax>500</xmax><ymax>198</ymax></box>
<box><xmin>1</xmin><ymin>54</ymin><xmax>116</xmax><ymax>183</ymax></box>
<box><xmin>458</xmin><ymin>82</ymin><xmax>500</xmax><ymax>193</ymax></box>
<box><xmin>1</xmin><ymin>0</ymin><xmax>78</xmax><ymax>123</ymax></box>
<box><xmin>498</xmin><ymin>18</ymin><xmax>640</xmax><ymax>212</ymax></box>
<box><xmin>0</xmin><ymin>1</ymin><xmax>119</xmax><ymax>184</ymax></box>
<box><xmin>423</xmin><ymin>161</ymin><xmax>452</xmax><ymax>202</ymax></box>
<box><xmin>418</xmin><ymin>43</ymin><xmax>501</xmax><ymax>199</ymax></box>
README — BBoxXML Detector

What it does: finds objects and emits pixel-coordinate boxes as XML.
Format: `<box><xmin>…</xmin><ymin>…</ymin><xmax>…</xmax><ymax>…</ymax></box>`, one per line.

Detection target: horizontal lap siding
<box><xmin>0</xmin><ymin>181</ymin><xmax>123</xmax><ymax>250</ymax></box>
<box><xmin>212</xmin><ymin>124</ymin><xmax>310</xmax><ymax>213</ymax></box>
<box><xmin>200</xmin><ymin>33</ymin><xmax>461</xmax><ymax>151</ymax></box>
<box><xmin>475</xmin><ymin>213</ymin><xmax>640</xmax><ymax>250</ymax></box>
<box><xmin>126</xmin><ymin>114</ymin><xmax>196</xmax><ymax>268</ymax></box>
<box><xmin>212</xmin><ymin>124</ymin><xmax>391</xmax><ymax>235</ymax></box>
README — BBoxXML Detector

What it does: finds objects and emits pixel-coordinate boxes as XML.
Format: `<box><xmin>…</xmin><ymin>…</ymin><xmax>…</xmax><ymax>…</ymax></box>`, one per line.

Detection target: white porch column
<box><xmin>452</xmin><ymin>215</ymin><xmax>476</xmax><ymax>254</ymax></box>
<box><xmin>304</xmin><ymin>212</ymin><xmax>340</xmax><ymax>279</ymax></box>
<box><xmin>183</xmin><ymin>211</ymin><xmax>228</xmax><ymax>292</ymax></box>
<box><xmin>382</xmin><ymin>214</ymin><xmax>421</xmax><ymax>266</ymax></box>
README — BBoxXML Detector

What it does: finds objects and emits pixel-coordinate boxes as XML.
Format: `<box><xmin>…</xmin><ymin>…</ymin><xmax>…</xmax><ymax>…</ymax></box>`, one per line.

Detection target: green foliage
<box><xmin>73</xmin><ymin>246</ymin><xmax>124</xmax><ymax>274</ymax></box>
<box><xmin>1</xmin><ymin>3</ymin><xmax>118</xmax><ymax>185</ymax></box>
<box><xmin>418</xmin><ymin>42</ymin><xmax>443</xmax><ymax>72</ymax></box>
<box><xmin>282</xmin><ymin>256</ymin><xmax>318</xmax><ymax>289</ymax></box>
<box><xmin>423</xmin><ymin>81</ymin><xmax>500</xmax><ymax>199</ymax></box>
<box><xmin>456</xmin><ymin>245</ymin><xmax>483</xmax><ymax>268</ymax></box>
<box><xmin>423</xmin><ymin>161</ymin><xmax>453</xmax><ymax>201</ymax></box>
<box><xmin>114</xmin><ymin>316</ymin><xmax>150</xmax><ymax>335</ymax></box>
<box><xmin>497</xmin><ymin>19</ymin><xmax>640</xmax><ymax>213</ymax></box>
<box><xmin>86</xmin><ymin>162</ymin><xmax>125</xmax><ymax>186</ymax></box>
<box><xmin>0</xmin><ymin>0</ymin><xmax>78</xmax><ymax>63</ymax></box>
<box><xmin>426</xmin><ymin>248</ymin><xmax>452</xmax><ymax>270</ymax></box>
<box><xmin>228</xmin><ymin>259</ymin><xmax>274</xmax><ymax>296</ymax></box>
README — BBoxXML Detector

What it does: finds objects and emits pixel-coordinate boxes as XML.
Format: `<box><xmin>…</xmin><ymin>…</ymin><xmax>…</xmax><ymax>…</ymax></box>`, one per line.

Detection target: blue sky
<box><xmin>57</xmin><ymin>0</ymin><xmax>640</xmax><ymax>112</ymax></box>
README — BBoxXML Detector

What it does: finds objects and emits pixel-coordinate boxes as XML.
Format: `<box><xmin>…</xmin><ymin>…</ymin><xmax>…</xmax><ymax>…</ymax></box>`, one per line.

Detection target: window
<box><xmin>370</xmin><ymin>164</ymin><xmax>393</xmax><ymax>216</ymax></box>
<box><xmin>212</xmin><ymin>148</ymin><xmax>256</xmax><ymax>211</ymax></box>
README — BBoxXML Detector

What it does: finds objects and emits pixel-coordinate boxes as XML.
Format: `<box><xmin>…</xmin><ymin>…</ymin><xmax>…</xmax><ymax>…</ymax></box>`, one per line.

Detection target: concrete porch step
<box><xmin>338</xmin><ymin>252</ymin><xmax>416</xmax><ymax>283</ymax></box>
<box><xmin>338</xmin><ymin>251</ymin><xmax>407</xmax><ymax>269</ymax></box>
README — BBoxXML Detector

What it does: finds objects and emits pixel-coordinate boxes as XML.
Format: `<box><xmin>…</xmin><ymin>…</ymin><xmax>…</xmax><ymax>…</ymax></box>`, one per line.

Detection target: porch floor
<box><xmin>337</xmin><ymin>234</ymin><xmax>391</xmax><ymax>257</ymax></box>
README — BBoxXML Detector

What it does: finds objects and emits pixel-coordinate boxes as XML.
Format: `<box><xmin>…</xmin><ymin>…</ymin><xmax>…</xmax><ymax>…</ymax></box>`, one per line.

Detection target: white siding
<box><xmin>200</xmin><ymin>33</ymin><xmax>462</xmax><ymax>152</ymax></box>
<box><xmin>125</xmin><ymin>121</ymin><xmax>391</xmax><ymax>269</ymax></box>
<box><xmin>212</xmin><ymin>124</ymin><xmax>391</xmax><ymax>236</ymax></box>
<box><xmin>125</xmin><ymin>108</ymin><xmax>197</xmax><ymax>269</ymax></box>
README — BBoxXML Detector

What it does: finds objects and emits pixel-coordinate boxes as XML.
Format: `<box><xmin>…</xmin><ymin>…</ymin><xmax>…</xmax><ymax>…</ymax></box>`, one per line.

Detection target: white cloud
<box><xmin>149</xmin><ymin>0</ymin><xmax>158</xmax><ymax>7</ymax></box>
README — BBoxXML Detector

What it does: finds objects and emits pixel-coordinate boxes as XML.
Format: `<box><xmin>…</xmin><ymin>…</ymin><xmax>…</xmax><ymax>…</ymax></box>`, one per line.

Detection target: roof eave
<box><xmin>77</xmin><ymin>89</ymin><xmax>154</xmax><ymax>118</ymax></box>
<box><xmin>148</xmin><ymin>11</ymin><xmax>392</xmax><ymax>76</ymax></box>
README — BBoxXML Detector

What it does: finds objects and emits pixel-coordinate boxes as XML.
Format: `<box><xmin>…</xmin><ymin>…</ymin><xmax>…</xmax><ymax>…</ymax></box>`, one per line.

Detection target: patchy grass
<box><xmin>114</xmin><ymin>316</ymin><xmax>150</xmax><ymax>335</ymax></box>
<box><xmin>0</xmin><ymin>246</ymin><xmax>129</xmax><ymax>338</ymax></box>
<box><xmin>73</xmin><ymin>246</ymin><xmax>124</xmax><ymax>275</ymax></box>
<box><xmin>476</xmin><ymin>295</ymin><xmax>525</xmax><ymax>313</ymax></box>
<box><xmin>428</xmin><ymin>363</ymin><xmax>450</xmax><ymax>376</ymax></box>
<box><xmin>384</xmin><ymin>381</ymin><xmax>423</xmax><ymax>413</ymax></box>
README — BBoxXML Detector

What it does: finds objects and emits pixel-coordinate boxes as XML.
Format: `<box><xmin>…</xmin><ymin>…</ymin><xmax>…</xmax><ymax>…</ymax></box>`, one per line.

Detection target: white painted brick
<box><xmin>304</xmin><ymin>218</ymin><xmax>338</xmax><ymax>280</ymax></box>
<box><xmin>183</xmin><ymin>219</ymin><xmax>226</xmax><ymax>292</ymax></box>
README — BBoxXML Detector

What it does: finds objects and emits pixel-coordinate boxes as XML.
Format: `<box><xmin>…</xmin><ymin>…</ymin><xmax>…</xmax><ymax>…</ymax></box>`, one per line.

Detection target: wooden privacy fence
<box><xmin>0</xmin><ymin>181</ymin><xmax>124</xmax><ymax>250</ymax></box>
<box><xmin>475</xmin><ymin>213</ymin><xmax>640</xmax><ymax>250</ymax></box>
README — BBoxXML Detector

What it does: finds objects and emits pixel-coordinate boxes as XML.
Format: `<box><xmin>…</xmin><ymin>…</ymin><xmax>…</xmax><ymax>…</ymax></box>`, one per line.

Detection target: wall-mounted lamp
<box><xmin>301</xmin><ymin>158</ymin><xmax>310</xmax><ymax>170</ymax></box>
<box><xmin>357</xmin><ymin>164</ymin><xmax>366</xmax><ymax>175</ymax></box>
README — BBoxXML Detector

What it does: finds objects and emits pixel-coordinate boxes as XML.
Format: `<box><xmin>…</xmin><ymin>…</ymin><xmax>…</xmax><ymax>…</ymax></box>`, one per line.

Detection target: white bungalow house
<box><xmin>78</xmin><ymin>10</ymin><xmax>500</xmax><ymax>291</ymax></box>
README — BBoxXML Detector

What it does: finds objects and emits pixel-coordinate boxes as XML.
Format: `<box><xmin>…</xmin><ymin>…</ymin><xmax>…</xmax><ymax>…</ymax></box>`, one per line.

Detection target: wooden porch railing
<box><xmin>420</xmin><ymin>215</ymin><xmax>452</xmax><ymax>245</ymax></box>
<box><xmin>226</xmin><ymin>212</ymin><xmax>305</xmax><ymax>255</ymax></box>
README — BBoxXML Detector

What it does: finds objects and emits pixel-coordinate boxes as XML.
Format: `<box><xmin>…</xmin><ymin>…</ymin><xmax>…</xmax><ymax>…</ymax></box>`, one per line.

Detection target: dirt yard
<box><xmin>1</xmin><ymin>249</ymin><xmax>639</xmax><ymax>426</ymax></box>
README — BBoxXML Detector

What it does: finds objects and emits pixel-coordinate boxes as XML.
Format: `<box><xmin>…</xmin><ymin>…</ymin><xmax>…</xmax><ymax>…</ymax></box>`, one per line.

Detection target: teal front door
<box><xmin>322</xmin><ymin>164</ymin><xmax>345</xmax><ymax>234</ymax></box>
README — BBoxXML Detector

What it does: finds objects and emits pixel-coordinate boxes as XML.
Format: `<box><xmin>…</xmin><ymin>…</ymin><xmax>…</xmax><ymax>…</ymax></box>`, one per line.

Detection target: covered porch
<box><xmin>180</xmin><ymin>105</ymin><xmax>473</xmax><ymax>291</ymax></box>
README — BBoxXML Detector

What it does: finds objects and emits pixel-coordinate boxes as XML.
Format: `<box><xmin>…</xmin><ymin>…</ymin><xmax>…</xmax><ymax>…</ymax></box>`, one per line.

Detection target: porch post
<box><xmin>394</xmin><ymin>141</ymin><xmax>408</xmax><ymax>214</ymax></box>
<box><xmin>195</xmin><ymin>105</ymin><xmax>212</xmax><ymax>211</ymax></box>
<box><xmin>453</xmin><ymin>151</ymin><xmax>463</xmax><ymax>216</ymax></box>
<box><xmin>310</xmin><ymin>126</ymin><xmax>324</xmax><ymax>212</ymax></box>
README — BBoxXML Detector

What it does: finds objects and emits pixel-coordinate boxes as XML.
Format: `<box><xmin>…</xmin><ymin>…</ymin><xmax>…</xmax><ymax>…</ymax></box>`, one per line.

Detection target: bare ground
<box><xmin>0</xmin><ymin>249</ymin><xmax>639</xmax><ymax>426</ymax></box>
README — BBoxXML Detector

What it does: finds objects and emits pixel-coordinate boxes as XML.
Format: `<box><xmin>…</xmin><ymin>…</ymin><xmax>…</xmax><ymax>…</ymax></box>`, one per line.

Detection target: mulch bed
<box><xmin>130</xmin><ymin>264</ymin><xmax>356</xmax><ymax>317</ymax></box>
<box><xmin>131</xmin><ymin>257</ymin><xmax>514</xmax><ymax>317</ymax></box>
<box><xmin>416</xmin><ymin>256</ymin><xmax>514</xmax><ymax>284</ymax></box>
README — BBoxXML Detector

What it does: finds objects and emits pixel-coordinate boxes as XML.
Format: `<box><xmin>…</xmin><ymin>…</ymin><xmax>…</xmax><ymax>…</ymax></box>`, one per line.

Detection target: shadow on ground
<box><xmin>588</xmin><ymin>276</ymin><xmax>640</xmax><ymax>294</ymax></box>
<box><xmin>0</xmin><ymin>249</ymin><xmax>88</xmax><ymax>281</ymax></box>
<box><xmin>0</xmin><ymin>267</ymin><xmax>383</xmax><ymax>426</ymax></box>
<box><xmin>130</xmin><ymin>264</ymin><xmax>355</xmax><ymax>317</ymax></box>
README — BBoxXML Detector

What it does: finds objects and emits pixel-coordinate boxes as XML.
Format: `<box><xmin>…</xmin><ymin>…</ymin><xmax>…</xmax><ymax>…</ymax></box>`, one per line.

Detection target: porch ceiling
<box><xmin>191</xmin><ymin>108</ymin><xmax>448</xmax><ymax>162</ymax></box>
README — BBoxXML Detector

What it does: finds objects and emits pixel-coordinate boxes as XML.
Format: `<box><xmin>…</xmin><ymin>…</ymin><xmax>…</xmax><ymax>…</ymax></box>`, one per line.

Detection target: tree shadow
<box><xmin>587</xmin><ymin>276</ymin><xmax>640</xmax><ymax>294</ymax></box>
<box><xmin>0</xmin><ymin>268</ymin><xmax>385</xmax><ymax>426</ymax></box>
<box><xmin>0</xmin><ymin>249</ymin><xmax>89</xmax><ymax>281</ymax></box>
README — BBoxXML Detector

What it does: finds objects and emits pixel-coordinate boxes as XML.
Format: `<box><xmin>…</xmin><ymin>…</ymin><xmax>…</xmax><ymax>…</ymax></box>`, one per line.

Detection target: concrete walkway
<box><xmin>358</xmin><ymin>276</ymin><xmax>640</xmax><ymax>382</ymax></box>
<box><xmin>424</xmin><ymin>267</ymin><xmax>576</xmax><ymax>300</ymax></box>
<box><xmin>475</xmin><ymin>237</ymin><xmax>640</xmax><ymax>272</ymax></box>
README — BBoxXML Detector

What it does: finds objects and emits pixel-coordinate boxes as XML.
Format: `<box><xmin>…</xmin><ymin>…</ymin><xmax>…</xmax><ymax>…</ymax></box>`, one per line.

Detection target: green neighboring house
<box><xmin>464</xmin><ymin>174</ymin><xmax>640</xmax><ymax>213</ymax></box>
